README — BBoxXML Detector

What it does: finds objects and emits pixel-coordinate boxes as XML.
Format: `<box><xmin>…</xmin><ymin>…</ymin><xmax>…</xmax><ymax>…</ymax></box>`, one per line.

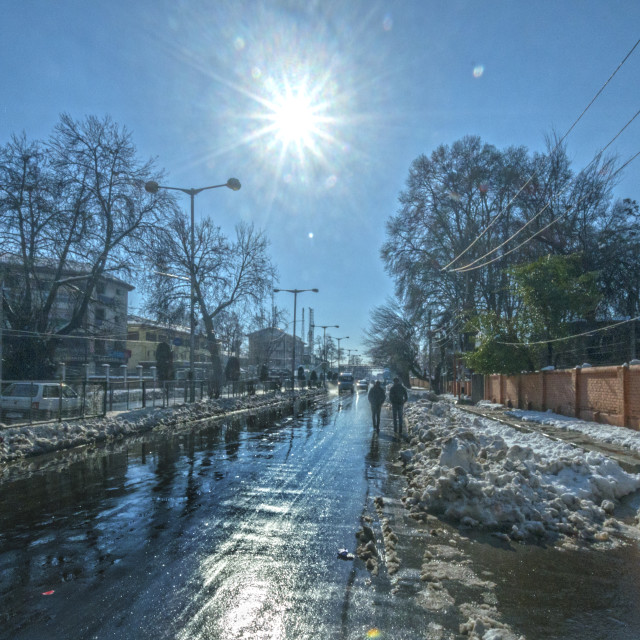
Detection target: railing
<box><xmin>0</xmin><ymin>376</ymin><xmax>324</xmax><ymax>427</ymax></box>
<box><xmin>0</xmin><ymin>381</ymin><xmax>107</xmax><ymax>426</ymax></box>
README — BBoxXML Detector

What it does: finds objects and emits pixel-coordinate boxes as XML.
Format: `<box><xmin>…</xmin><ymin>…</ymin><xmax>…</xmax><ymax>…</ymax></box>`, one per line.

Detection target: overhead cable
<box><xmin>453</xmin><ymin>107</ymin><xmax>640</xmax><ymax>272</ymax></box>
<box><xmin>456</xmin><ymin>149</ymin><xmax>640</xmax><ymax>273</ymax></box>
<box><xmin>496</xmin><ymin>314</ymin><xmax>640</xmax><ymax>346</ymax></box>
<box><xmin>441</xmin><ymin>37</ymin><xmax>640</xmax><ymax>272</ymax></box>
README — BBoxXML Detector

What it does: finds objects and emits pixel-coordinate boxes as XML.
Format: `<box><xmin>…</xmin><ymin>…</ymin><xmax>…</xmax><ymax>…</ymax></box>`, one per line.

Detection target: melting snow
<box><xmin>0</xmin><ymin>389</ymin><xmax>325</xmax><ymax>468</ymax></box>
<box><xmin>401</xmin><ymin>400</ymin><xmax>640</xmax><ymax>542</ymax></box>
<box><xmin>505</xmin><ymin>408</ymin><xmax>640</xmax><ymax>453</ymax></box>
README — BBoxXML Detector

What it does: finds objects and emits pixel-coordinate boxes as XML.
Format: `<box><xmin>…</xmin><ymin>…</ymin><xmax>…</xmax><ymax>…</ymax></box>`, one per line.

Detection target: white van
<box><xmin>0</xmin><ymin>382</ymin><xmax>80</xmax><ymax>422</ymax></box>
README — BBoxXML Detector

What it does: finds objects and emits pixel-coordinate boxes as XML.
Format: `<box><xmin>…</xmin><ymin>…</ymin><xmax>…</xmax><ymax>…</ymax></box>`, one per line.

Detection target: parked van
<box><xmin>0</xmin><ymin>382</ymin><xmax>80</xmax><ymax>422</ymax></box>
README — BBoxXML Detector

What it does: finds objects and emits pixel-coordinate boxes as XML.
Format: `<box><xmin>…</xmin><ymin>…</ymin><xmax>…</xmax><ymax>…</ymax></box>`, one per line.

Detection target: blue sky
<box><xmin>1</xmin><ymin>1</ymin><xmax>639</xmax><ymax>358</ymax></box>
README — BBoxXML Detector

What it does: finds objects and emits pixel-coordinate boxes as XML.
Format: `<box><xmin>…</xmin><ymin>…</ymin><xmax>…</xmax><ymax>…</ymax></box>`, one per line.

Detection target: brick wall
<box><xmin>487</xmin><ymin>374</ymin><xmax>502</xmax><ymax>403</ymax></box>
<box><xmin>546</xmin><ymin>370</ymin><xmax>574</xmax><ymax>417</ymax></box>
<box><xmin>409</xmin><ymin>378</ymin><xmax>431</xmax><ymax>389</ymax></box>
<box><xmin>521</xmin><ymin>372</ymin><xmax>543</xmax><ymax>411</ymax></box>
<box><xmin>577</xmin><ymin>366</ymin><xmax>623</xmax><ymax>425</ymax></box>
<box><xmin>504</xmin><ymin>376</ymin><xmax>519</xmax><ymax>408</ymax></box>
<box><xmin>629</xmin><ymin>369</ymin><xmax>640</xmax><ymax>430</ymax></box>
<box><xmin>485</xmin><ymin>365</ymin><xmax>640</xmax><ymax>430</ymax></box>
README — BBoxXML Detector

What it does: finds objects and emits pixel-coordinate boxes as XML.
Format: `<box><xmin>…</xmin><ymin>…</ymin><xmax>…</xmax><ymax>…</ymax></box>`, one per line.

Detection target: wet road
<box><xmin>4</xmin><ymin>393</ymin><xmax>640</xmax><ymax>639</ymax></box>
<box><xmin>0</xmin><ymin>392</ymin><xmax>424</xmax><ymax>639</ymax></box>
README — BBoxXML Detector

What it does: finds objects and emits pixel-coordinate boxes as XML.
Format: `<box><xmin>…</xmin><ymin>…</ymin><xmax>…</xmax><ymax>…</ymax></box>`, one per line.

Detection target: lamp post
<box><xmin>346</xmin><ymin>348</ymin><xmax>358</xmax><ymax>367</ymax></box>
<box><xmin>145</xmin><ymin>178</ymin><xmax>241</xmax><ymax>402</ymax></box>
<box><xmin>336</xmin><ymin>336</ymin><xmax>349</xmax><ymax>375</ymax></box>
<box><xmin>311</xmin><ymin>324</ymin><xmax>339</xmax><ymax>386</ymax></box>
<box><xmin>273</xmin><ymin>288</ymin><xmax>318</xmax><ymax>393</ymax></box>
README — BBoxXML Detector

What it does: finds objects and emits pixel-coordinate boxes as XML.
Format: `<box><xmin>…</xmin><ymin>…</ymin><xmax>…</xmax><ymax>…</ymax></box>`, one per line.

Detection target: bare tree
<box><xmin>0</xmin><ymin>114</ymin><xmax>169</xmax><ymax>378</ymax></box>
<box><xmin>214</xmin><ymin>310</ymin><xmax>244</xmax><ymax>358</ymax></box>
<box><xmin>143</xmin><ymin>210</ymin><xmax>277</xmax><ymax>394</ymax></box>
<box><xmin>380</xmin><ymin>135</ymin><xmax>626</xmax><ymax>373</ymax></box>
<box><xmin>364</xmin><ymin>300</ymin><xmax>425</xmax><ymax>387</ymax></box>
<box><xmin>382</xmin><ymin>136</ymin><xmax>618</xmax><ymax>336</ymax></box>
<box><xmin>248</xmin><ymin>303</ymin><xmax>289</xmax><ymax>370</ymax></box>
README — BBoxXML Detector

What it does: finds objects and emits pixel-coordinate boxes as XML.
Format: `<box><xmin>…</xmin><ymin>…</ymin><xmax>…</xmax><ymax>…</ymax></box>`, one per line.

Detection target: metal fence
<box><xmin>0</xmin><ymin>377</ymin><xmax>323</xmax><ymax>427</ymax></box>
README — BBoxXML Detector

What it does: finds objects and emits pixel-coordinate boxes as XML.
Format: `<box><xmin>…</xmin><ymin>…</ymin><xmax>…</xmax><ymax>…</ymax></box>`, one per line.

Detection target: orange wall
<box><xmin>485</xmin><ymin>365</ymin><xmax>640</xmax><ymax>430</ymax></box>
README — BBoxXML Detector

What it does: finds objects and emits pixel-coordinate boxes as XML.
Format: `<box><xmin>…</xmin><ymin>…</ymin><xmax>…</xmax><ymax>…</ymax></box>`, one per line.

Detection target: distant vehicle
<box><xmin>337</xmin><ymin>373</ymin><xmax>355</xmax><ymax>393</ymax></box>
<box><xmin>0</xmin><ymin>382</ymin><xmax>80</xmax><ymax>422</ymax></box>
<box><xmin>356</xmin><ymin>379</ymin><xmax>368</xmax><ymax>392</ymax></box>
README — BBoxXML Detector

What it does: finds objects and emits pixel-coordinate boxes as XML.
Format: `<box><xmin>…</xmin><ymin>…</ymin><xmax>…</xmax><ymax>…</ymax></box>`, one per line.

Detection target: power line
<box><xmin>455</xmin><ymin>149</ymin><xmax>640</xmax><ymax>273</ymax></box>
<box><xmin>0</xmin><ymin>327</ymin><xmax>190</xmax><ymax>345</ymax></box>
<box><xmin>495</xmin><ymin>314</ymin><xmax>640</xmax><ymax>347</ymax></box>
<box><xmin>452</xmin><ymin>107</ymin><xmax>640</xmax><ymax>272</ymax></box>
<box><xmin>441</xmin><ymin>37</ymin><xmax>640</xmax><ymax>272</ymax></box>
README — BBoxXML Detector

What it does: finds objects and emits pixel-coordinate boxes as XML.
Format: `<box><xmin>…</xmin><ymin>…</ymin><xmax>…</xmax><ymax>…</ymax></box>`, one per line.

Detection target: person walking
<box><xmin>389</xmin><ymin>377</ymin><xmax>408</xmax><ymax>434</ymax></box>
<box><xmin>367</xmin><ymin>380</ymin><xmax>386</xmax><ymax>430</ymax></box>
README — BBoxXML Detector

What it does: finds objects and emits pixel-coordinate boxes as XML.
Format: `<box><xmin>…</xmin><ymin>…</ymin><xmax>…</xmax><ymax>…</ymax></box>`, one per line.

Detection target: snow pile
<box><xmin>0</xmin><ymin>389</ymin><xmax>325</xmax><ymax>466</ymax></box>
<box><xmin>506</xmin><ymin>408</ymin><xmax>640</xmax><ymax>454</ymax></box>
<box><xmin>401</xmin><ymin>400</ymin><xmax>640</xmax><ymax>542</ymax></box>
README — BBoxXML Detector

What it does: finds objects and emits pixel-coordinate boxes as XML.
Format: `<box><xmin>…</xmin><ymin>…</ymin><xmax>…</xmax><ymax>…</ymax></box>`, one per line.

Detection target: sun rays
<box><xmin>247</xmin><ymin>72</ymin><xmax>340</xmax><ymax>168</ymax></box>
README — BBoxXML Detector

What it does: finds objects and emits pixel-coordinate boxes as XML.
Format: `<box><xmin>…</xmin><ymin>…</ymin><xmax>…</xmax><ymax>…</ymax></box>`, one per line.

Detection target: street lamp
<box><xmin>336</xmin><ymin>336</ymin><xmax>349</xmax><ymax>375</ymax></box>
<box><xmin>273</xmin><ymin>288</ymin><xmax>319</xmax><ymax>393</ymax></box>
<box><xmin>311</xmin><ymin>324</ymin><xmax>339</xmax><ymax>386</ymax></box>
<box><xmin>145</xmin><ymin>178</ymin><xmax>241</xmax><ymax>401</ymax></box>
<box><xmin>347</xmin><ymin>348</ymin><xmax>358</xmax><ymax>367</ymax></box>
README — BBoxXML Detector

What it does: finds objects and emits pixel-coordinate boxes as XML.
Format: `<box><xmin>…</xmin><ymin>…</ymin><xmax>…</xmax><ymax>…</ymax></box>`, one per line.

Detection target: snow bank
<box><xmin>401</xmin><ymin>400</ymin><xmax>640</xmax><ymax>542</ymax></box>
<box><xmin>506</xmin><ymin>408</ymin><xmax>640</xmax><ymax>454</ymax></box>
<box><xmin>0</xmin><ymin>389</ymin><xmax>325</xmax><ymax>468</ymax></box>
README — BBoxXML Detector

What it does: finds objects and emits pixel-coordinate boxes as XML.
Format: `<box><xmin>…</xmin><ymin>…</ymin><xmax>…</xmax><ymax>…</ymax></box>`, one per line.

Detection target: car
<box><xmin>0</xmin><ymin>381</ymin><xmax>80</xmax><ymax>423</ymax></box>
<box><xmin>337</xmin><ymin>373</ymin><xmax>355</xmax><ymax>393</ymax></box>
<box><xmin>356</xmin><ymin>379</ymin><xmax>368</xmax><ymax>392</ymax></box>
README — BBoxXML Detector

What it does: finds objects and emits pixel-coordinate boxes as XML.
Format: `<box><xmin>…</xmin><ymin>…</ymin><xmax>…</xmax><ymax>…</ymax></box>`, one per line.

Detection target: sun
<box><xmin>262</xmin><ymin>78</ymin><xmax>331</xmax><ymax>161</ymax></box>
<box><xmin>243</xmin><ymin>73</ymin><xmax>338</xmax><ymax>167</ymax></box>
<box><xmin>271</xmin><ymin>91</ymin><xmax>317</xmax><ymax>147</ymax></box>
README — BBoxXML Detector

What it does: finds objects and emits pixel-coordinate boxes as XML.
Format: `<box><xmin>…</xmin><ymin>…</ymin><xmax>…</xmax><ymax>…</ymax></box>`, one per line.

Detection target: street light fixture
<box><xmin>346</xmin><ymin>348</ymin><xmax>358</xmax><ymax>367</ymax></box>
<box><xmin>144</xmin><ymin>178</ymin><xmax>241</xmax><ymax>401</ymax></box>
<box><xmin>273</xmin><ymin>288</ymin><xmax>319</xmax><ymax>394</ymax></box>
<box><xmin>336</xmin><ymin>336</ymin><xmax>349</xmax><ymax>375</ymax></box>
<box><xmin>311</xmin><ymin>324</ymin><xmax>339</xmax><ymax>386</ymax></box>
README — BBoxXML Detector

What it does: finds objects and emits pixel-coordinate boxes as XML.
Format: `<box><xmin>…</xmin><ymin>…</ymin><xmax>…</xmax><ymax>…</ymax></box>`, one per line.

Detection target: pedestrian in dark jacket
<box><xmin>368</xmin><ymin>380</ymin><xmax>386</xmax><ymax>430</ymax></box>
<box><xmin>389</xmin><ymin>377</ymin><xmax>408</xmax><ymax>434</ymax></box>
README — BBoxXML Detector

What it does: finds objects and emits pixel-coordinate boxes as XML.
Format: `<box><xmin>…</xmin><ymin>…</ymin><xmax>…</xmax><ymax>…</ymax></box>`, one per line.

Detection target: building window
<box><xmin>128</xmin><ymin>332</ymin><xmax>139</xmax><ymax>341</ymax></box>
<box><xmin>146</xmin><ymin>332</ymin><xmax>157</xmax><ymax>342</ymax></box>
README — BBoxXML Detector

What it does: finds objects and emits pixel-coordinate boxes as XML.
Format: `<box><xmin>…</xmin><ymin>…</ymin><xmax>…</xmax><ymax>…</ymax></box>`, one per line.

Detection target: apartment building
<box><xmin>126</xmin><ymin>316</ymin><xmax>211</xmax><ymax>379</ymax></box>
<box><xmin>1</xmin><ymin>257</ymin><xmax>133</xmax><ymax>378</ymax></box>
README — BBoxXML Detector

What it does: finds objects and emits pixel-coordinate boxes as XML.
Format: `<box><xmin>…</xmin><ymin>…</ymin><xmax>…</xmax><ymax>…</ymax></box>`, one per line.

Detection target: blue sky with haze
<box><xmin>2</xmin><ymin>1</ymin><xmax>639</xmax><ymax>357</ymax></box>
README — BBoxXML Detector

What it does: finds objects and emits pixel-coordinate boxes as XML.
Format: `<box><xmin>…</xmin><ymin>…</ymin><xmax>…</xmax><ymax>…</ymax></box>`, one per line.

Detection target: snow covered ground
<box><xmin>499</xmin><ymin>405</ymin><xmax>640</xmax><ymax>453</ymax></box>
<box><xmin>401</xmin><ymin>399</ymin><xmax>640</xmax><ymax>544</ymax></box>
<box><xmin>0</xmin><ymin>388</ymin><xmax>325</xmax><ymax>468</ymax></box>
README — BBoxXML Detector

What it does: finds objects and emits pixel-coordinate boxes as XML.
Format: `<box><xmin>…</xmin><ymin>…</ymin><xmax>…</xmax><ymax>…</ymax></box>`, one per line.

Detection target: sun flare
<box><xmin>243</xmin><ymin>72</ymin><xmax>339</xmax><ymax>168</ymax></box>
<box><xmin>271</xmin><ymin>92</ymin><xmax>317</xmax><ymax>146</ymax></box>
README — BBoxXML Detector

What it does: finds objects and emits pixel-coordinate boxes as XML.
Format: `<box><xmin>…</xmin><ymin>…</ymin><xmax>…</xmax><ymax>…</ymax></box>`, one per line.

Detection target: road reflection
<box><xmin>0</xmin><ymin>396</ymin><xmax>396</xmax><ymax>639</ymax></box>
